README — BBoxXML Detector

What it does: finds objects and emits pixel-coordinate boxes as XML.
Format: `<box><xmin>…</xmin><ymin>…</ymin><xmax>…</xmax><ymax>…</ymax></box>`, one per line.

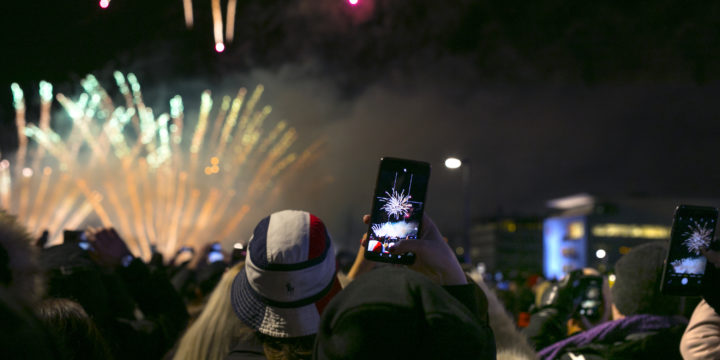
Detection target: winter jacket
<box><xmin>680</xmin><ymin>300</ymin><xmax>720</xmax><ymax>360</ymax></box>
<box><xmin>538</xmin><ymin>314</ymin><xmax>687</xmax><ymax>360</ymax></box>
<box><xmin>314</xmin><ymin>267</ymin><xmax>496</xmax><ymax>359</ymax></box>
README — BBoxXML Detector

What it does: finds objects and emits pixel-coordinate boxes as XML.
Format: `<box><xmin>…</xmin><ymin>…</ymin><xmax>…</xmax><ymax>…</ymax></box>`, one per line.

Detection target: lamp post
<box><xmin>445</xmin><ymin>157</ymin><xmax>471</xmax><ymax>264</ymax></box>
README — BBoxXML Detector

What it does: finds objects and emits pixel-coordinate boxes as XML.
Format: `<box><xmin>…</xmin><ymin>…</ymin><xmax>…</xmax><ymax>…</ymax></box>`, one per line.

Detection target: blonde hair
<box><xmin>173</xmin><ymin>262</ymin><xmax>255</xmax><ymax>360</ymax></box>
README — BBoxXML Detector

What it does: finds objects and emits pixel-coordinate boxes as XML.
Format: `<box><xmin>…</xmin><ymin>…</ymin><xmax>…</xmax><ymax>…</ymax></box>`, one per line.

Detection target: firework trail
<box><xmin>183</xmin><ymin>0</ymin><xmax>194</xmax><ymax>28</ymax></box>
<box><xmin>211</xmin><ymin>0</ymin><xmax>224</xmax><ymax>50</ymax></box>
<box><xmin>0</xmin><ymin>73</ymin><xmax>319</xmax><ymax>260</ymax></box>
<box><xmin>379</xmin><ymin>188</ymin><xmax>412</xmax><ymax>220</ymax></box>
<box><xmin>683</xmin><ymin>220</ymin><xmax>714</xmax><ymax>255</ymax></box>
<box><xmin>182</xmin><ymin>0</ymin><xmax>238</xmax><ymax>49</ymax></box>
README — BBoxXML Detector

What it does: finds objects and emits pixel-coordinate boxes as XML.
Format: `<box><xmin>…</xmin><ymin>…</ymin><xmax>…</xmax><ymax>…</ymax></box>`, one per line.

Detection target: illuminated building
<box><xmin>543</xmin><ymin>194</ymin><xmax>720</xmax><ymax>279</ymax></box>
<box><xmin>468</xmin><ymin>216</ymin><xmax>544</xmax><ymax>274</ymax></box>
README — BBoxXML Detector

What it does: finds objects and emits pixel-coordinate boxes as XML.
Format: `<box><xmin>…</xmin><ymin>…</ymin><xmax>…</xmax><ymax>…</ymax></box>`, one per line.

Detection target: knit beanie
<box><xmin>612</xmin><ymin>241</ymin><xmax>681</xmax><ymax>316</ymax></box>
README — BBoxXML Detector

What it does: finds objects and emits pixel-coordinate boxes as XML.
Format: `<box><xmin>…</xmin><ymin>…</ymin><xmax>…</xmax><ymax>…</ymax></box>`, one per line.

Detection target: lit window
<box><xmin>567</xmin><ymin>221</ymin><xmax>584</xmax><ymax>239</ymax></box>
<box><xmin>592</xmin><ymin>224</ymin><xmax>670</xmax><ymax>239</ymax></box>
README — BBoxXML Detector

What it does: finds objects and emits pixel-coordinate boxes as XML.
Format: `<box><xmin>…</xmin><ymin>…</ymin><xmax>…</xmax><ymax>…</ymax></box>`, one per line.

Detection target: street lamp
<box><xmin>444</xmin><ymin>157</ymin><xmax>462</xmax><ymax>169</ymax></box>
<box><xmin>445</xmin><ymin>157</ymin><xmax>471</xmax><ymax>264</ymax></box>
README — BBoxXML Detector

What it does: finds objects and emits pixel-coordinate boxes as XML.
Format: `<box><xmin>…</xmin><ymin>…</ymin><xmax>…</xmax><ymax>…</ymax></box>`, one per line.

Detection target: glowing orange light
<box><xmin>99</xmin><ymin>0</ymin><xmax>110</xmax><ymax>9</ymax></box>
<box><xmin>183</xmin><ymin>0</ymin><xmax>194</xmax><ymax>28</ymax></box>
<box><xmin>210</xmin><ymin>157</ymin><xmax>219</xmax><ymax>165</ymax></box>
<box><xmin>215</xmin><ymin>43</ymin><xmax>225</xmax><ymax>53</ymax></box>
<box><xmin>226</xmin><ymin>0</ymin><xmax>237</xmax><ymax>43</ymax></box>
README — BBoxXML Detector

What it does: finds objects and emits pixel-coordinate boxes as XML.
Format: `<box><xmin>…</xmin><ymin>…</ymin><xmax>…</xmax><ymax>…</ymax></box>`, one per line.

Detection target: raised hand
<box><xmin>389</xmin><ymin>214</ymin><xmax>467</xmax><ymax>285</ymax></box>
<box><xmin>87</xmin><ymin>228</ymin><xmax>133</xmax><ymax>267</ymax></box>
<box><xmin>347</xmin><ymin>215</ymin><xmax>378</xmax><ymax>281</ymax></box>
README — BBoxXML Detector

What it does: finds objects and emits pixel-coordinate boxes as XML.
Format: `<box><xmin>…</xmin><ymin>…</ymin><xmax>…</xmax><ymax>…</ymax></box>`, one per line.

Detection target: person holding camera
<box><xmin>522</xmin><ymin>268</ymin><xmax>610</xmax><ymax>351</ymax></box>
<box><xmin>538</xmin><ymin>242</ymin><xmax>688</xmax><ymax>360</ymax></box>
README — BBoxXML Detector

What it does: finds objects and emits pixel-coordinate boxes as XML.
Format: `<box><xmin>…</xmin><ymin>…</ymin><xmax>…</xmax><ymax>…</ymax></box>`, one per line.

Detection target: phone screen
<box><xmin>576</xmin><ymin>276</ymin><xmax>604</xmax><ymax>321</ymax></box>
<box><xmin>208</xmin><ymin>243</ymin><xmax>225</xmax><ymax>263</ymax></box>
<box><xmin>208</xmin><ymin>251</ymin><xmax>225</xmax><ymax>263</ymax></box>
<box><xmin>661</xmin><ymin>205</ymin><xmax>719</xmax><ymax>295</ymax></box>
<box><xmin>365</xmin><ymin>157</ymin><xmax>430</xmax><ymax>265</ymax></box>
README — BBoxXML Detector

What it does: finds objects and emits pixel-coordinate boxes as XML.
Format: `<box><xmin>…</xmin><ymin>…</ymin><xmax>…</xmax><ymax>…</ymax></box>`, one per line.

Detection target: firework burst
<box><xmin>0</xmin><ymin>73</ymin><xmax>321</xmax><ymax>260</ymax></box>
<box><xmin>683</xmin><ymin>220</ymin><xmax>714</xmax><ymax>255</ymax></box>
<box><xmin>379</xmin><ymin>188</ymin><xmax>411</xmax><ymax>220</ymax></box>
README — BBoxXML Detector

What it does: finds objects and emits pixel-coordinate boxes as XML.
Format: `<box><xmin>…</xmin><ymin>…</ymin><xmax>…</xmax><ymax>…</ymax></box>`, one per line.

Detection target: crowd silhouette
<box><xmin>1</xmin><ymin>205</ymin><xmax>720</xmax><ymax>359</ymax></box>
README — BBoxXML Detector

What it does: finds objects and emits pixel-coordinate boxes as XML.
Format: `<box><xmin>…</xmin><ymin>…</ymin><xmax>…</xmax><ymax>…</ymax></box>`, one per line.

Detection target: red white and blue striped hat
<box><xmin>231</xmin><ymin>210</ymin><xmax>342</xmax><ymax>338</ymax></box>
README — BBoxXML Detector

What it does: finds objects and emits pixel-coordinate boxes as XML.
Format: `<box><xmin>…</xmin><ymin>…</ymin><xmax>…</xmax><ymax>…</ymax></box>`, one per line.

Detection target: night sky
<box><xmin>2</xmin><ymin>0</ymin><xmax>720</xmax><ymax>249</ymax></box>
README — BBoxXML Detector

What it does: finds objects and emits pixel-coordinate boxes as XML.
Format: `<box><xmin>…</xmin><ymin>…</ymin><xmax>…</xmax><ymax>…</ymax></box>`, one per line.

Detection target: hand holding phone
<box><xmin>63</xmin><ymin>230</ymin><xmax>86</xmax><ymax>244</ymax></box>
<box><xmin>388</xmin><ymin>214</ymin><xmax>467</xmax><ymax>285</ymax></box>
<box><xmin>64</xmin><ymin>229</ymin><xmax>93</xmax><ymax>250</ymax></box>
<box><xmin>87</xmin><ymin>228</ymin><xmax>133</xmax><ymax>268</ymax></box>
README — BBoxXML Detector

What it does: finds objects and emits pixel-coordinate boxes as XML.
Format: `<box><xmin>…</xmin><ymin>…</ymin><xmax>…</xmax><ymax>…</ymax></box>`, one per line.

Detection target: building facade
<box><xmin>543</xmin><ymin>194</ymin><xmax>720</xmax><ymax>279</ymax></box>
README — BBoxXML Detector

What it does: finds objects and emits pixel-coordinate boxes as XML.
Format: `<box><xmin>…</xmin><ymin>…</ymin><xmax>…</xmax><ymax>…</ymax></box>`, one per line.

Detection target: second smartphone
<box><xmin>660</xmin><ymin>205</ymin><xmax>719</xmax><ymax>296</ymax></box>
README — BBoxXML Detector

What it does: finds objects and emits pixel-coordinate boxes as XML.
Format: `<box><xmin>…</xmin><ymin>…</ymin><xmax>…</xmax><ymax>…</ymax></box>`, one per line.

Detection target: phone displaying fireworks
<box><xmin>683</xmin><ymin>220</ymin><xmax>713</xmax><ymax>255</ymax></box>
<box><xmin>367</xmin><ymin>167</ymin><xmax>428</xmax><ymax>254</ymax></box>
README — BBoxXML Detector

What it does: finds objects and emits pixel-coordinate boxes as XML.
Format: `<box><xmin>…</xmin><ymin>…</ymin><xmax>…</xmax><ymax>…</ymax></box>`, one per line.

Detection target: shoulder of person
<box><xmin>559</xmin><ymin>324</ymin><xmax>685</xmax><ymax>360</ymax></box>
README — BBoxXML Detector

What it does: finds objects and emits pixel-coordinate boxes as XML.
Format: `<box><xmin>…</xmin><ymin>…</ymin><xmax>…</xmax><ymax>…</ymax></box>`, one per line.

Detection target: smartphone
<box><xmin>207</xmin><ymin>243</ymin><xmax>225</xmax><ymax>263</ymax></box>
<box><xmin>64</xmin><ymin>230</ymin><xmax>91</xmax><ymax>250</ymax></box>
<box><xmin>660</xmin><ymin>205</ymin><xmax>719</xmax><ymax>296</ymax></box>
<box><xmin>364</xmin><ymin>157</ymin><xmax>431</xmax><ymax>265</ymax></box>
<box><xmin>575</xmin><ymin>275</ymin><xmax>604</xmax><ymax>322</ymax></box>
<box><xmin>63</xmin><ymin>230</ymin><xmax>85</xmax><ymax>243</ymax></box>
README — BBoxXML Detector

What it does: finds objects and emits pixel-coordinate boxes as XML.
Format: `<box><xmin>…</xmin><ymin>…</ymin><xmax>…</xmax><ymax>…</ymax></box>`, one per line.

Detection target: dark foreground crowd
<box><xmin>1</xmin><ymin>209</ymin><xmax>720</xmax><ymax>360</ymax></box>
